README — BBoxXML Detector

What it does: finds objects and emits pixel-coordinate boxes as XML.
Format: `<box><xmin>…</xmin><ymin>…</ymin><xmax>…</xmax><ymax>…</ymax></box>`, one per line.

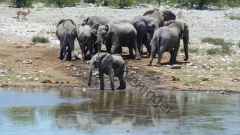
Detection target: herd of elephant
<box><xmin>56</xmin><ymin>8</ymin><xmax>190</xmax><ymax>90</ymax></box>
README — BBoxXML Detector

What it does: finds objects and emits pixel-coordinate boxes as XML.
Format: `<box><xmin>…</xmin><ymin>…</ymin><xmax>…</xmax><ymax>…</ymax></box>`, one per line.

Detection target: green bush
<box><xmin>206</xmin><ymin>48</ymin><xmax>221</xmax><ymax>55</ymax></box>
<box><xmin>32</xmin><ymin>36</ymin><xmax>50</xmax><ymax>43</ymax></box>
<box><xmin>201</xmin><ymin>37</ymin><xmax>224</xmax><ymax>45</ymax></box>
<box><xmin>11</xmin><ymin>0</ymin><xmax>33</xmax><ymax>8</ymax></box>
<box><xmin>110</xmin><ymin>0</ymin><xmax>136</xmax><ymax>8</ymax></box>
<box><xmin>180</xmin><ymin>47</ymin><xmax>198</xmax><ymax>53</ymax></box>
<box><xmin>238</xmin><ymin>42</ymin><xmax>240</xmax><ymax>48</ymax></box>
<box><xmin>203</xmin><ymin>37</ymin><xmax>234</xmax><ymax>55</ymax></box>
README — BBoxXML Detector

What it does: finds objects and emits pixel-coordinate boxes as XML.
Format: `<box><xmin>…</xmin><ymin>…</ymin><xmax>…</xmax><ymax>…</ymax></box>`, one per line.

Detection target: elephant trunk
<box><xmin>88</xmin><ymin>64</ymin><xmax>95</xmax><ymax>86</ymax></box>
<box><xmin>183</xmin><ymin>38</ymin><xmax>188</xmax><ymax>61</ymax></box>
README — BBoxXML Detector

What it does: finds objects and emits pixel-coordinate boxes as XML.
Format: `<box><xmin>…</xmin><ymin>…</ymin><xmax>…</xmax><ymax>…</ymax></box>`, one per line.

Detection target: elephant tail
<box><xmin>57</xmin><ymin>19</ymin><xmax>65</xmax><ymax>28</ymax></box>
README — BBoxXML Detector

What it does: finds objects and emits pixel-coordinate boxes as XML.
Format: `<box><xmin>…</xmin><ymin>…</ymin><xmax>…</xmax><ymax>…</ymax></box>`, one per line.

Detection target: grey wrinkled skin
<box><xmin>143</xmin><ymin>8</ymin><xmax>176</xmax><ymax>53</ymax></box>
<box><xmin>82</xmin><ymin>16</ymin><xmax>114</xmax><ymax>52</ymax></box>
<box><xmin>82</xmin><ymin>16</ymin><xmax>114</xmax><ymax>26</ymax></box>
<box><xmin>56</xmin><ymin>19</ymin><xmax>78</xmax><ymax>61</ymax></box>
<box><xmin>77</xmin><ymin>25</ymin><xmax>95</xmax><ymax>60</ymax></box>
<box><xmin>92</xmin><ymin>22</ymin><xmax>141</xmax><ymax>60</ymax></box>
<box><xmin>109</xmin><ymin>15</ymin><xmax>159</xmax><ymax>55</ymax></box>
<box><xmin>147</xmin><ymin>20</ymin><xmax>189</xmax><ymax>67</ymax></box>
<box><xmin>88</xmin><ymin>52</ymin><xmax>126</xmax><ymax>90</ymax></box>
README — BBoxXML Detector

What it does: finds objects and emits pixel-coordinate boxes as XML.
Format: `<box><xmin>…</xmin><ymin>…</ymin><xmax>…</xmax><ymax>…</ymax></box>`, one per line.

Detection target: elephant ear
<box><xmin>134</xmin><ymin>19</ymin><xmax>147</xmax><ymax>34</ymax></box>
<box><xmin>164</xmin><ymin>20</ymin><xmax>175</xmax><ymax>26</ymax></box>
<box><xmin>100</xmin><ymin>53</ymin><xmax>113</xmax><ymax>69</ymax></box>
<box><xmin>71</xmin><ymin>28</ymin><xmax>79</xmax><ymax>37</ymax></box>
<box><xmin>90</xmin><ymin>23</ymin><xmax>101</xmax><ymax>35</ymax></box>
<box><xmin>87</xmin><ymin>17</ymin><xmax>92</xmax><ymax>25</ymax></box>
<box><xmin>181</xmin><ymin>22</ymin><xmax>189</xmax><ymax>40</ymax></box>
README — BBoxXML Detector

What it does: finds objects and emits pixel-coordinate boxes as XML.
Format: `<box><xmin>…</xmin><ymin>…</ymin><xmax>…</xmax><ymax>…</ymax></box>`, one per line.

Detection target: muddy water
<box><xmin>0</xmin><ymin>87</ymin><xmax>239</xmax><ymax>135</ymax></box>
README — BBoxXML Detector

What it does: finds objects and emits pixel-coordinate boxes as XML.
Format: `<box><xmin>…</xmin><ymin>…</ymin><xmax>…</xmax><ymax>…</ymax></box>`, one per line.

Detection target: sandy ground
<box><xmin>0</xmin><ymin>4</ymin><xmax>240</xmax><ymax>93</ymax></box>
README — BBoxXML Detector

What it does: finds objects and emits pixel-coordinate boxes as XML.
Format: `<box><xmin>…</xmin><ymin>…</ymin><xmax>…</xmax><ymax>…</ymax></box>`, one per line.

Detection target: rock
<box><xmin>0</xmin><ymin>70</ymin><xmax>5</xmax><ymax>77</ymax></box>
<box><xmin>41</xmin><ymin>79</ymin><xmax>52</xmax><ymax>83</ymax></box>
<box><xmin>132</xmin><ymin>67</ymin><xmax>139</xmax><ymax>70</ymax></box>
<box><xmin>171</xmin><ymin>76</ymin><xmax>180</xmax><ymax>81</ymax></box>
<box><xmin>202</xmin><ymin>64</ymin><xmax>211</xmax><ymax>70</ymax></box>
<box><xmin>202</xmin><ymin>77</ymin><xmax>209</xmax><ymax>81</ymax></box>
<box><xmin>66</xmin><ymin>63</ymin><xmax>74</xmax><ymax>67</ymax></box>
<box><xmin>220</xmin><ymin>91</ymin><xmax>226</xmax><ymax>94</ymax></box>
<box><xmin>23</xmin><ymin>60</ymin><xmax>32</xmax><ymax>64</ymax></box>
<box><xmin>34</xmin><ymin>78</ymin><xmax>39</xmax><ymax>81</ymax></box>
<box><xmin>171</xmin><ymin>64</ymin><xmax>181</xmax><ymax>69</ymax></box>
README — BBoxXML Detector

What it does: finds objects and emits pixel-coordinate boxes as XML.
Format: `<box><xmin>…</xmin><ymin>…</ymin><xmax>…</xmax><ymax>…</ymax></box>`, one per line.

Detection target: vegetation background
<box><xmin>1</xmin><ymin>0</ymin><xmax>240</xmax><ymax>9</ymax></box>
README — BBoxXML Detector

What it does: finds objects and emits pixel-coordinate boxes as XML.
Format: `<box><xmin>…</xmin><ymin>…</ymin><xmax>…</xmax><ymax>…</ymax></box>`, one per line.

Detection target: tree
<box><xmin>12</xmin><ymin>0</ymin><xmax>33</xmax><ymax>8</ymax></box>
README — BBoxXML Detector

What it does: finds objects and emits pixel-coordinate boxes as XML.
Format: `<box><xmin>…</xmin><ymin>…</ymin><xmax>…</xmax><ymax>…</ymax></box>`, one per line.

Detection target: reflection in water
<box><xmin>0</xmin><ymin>88</ymin><xmax>240</xmax><ymax>134</ymax></box>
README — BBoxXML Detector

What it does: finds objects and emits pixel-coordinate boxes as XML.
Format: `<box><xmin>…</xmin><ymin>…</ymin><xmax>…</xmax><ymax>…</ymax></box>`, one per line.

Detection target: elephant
<box><xmin>82</xmin><ymin>16</ymin><xmax>114</xmax><ymax>53</ymax></box>
<box><xmin>88</xmin><ymin>52</ymin><xmax>126</xmax><ymax>90</ymax></box>
<box><xmin>76</xmin><ymin>25</ymin><xmax>95</xmax><ymax>60</ymax></box>
<box><xmin>109</xmin><ymin>15</ymin><xmax>159</xmax><ymax>55</ymax></box>
<box><xmin>56</xmin><ymin>19</ymin><xmax>78</xmax><ymax>61</ymax></box>
<box><xmin>143</xmin><ymin>8</ymin><xmax>176</xmax><ymax>26</ymax></box>
<box><xmin>147</xmin><ymin>20</ymin><xmax>189</xmax><ymax>67</ymax></box>
<box><xmin>91</xmin><ymin>23</ymin><xmax>141</xmax><ymax>60</ymax></box>
<box><xmin>82</xmin><ymin>16</ymin><xmax>114</xmax><ymax>26</ymax></box>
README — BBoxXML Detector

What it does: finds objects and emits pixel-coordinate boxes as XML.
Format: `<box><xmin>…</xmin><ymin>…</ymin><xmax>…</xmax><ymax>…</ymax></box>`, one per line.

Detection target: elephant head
<box><xmin>134</xmin><ymin>16</ymin><xmax>159</xmax><ymax>34</ymax></box>
<box><xmin>95</xmin><ymin>24</ymin><xmax>110</xmax><ymax>45</ymax></box>
<box><xmin>162</xmin><ymin>10</ymin><xmax>176</xmax><ymax>21</ymax></box>
<box><xmin>82</xmin><ymin>16</ymin><xmax>93</xmax><ymax>26</ymax></box>
<box><xmin>88</xmin><ymin>52</ymin><xmax>112</xmax><ymax>86</ymax></box>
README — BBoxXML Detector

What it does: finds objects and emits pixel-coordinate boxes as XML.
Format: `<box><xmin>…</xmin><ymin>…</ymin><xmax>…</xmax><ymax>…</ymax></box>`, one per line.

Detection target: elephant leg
<box><xmin>170</xmin><ymin>42</ymin><xmax>180</xmax><ymax>64</ymax></box>
<box><xmin>80</xmin><ymin>44</ymin><xmax>85</xmax><ymax>60</ymax></box>
<box><xmin>99</xmin><ymin>70</ymin><xmax>104</xmax><ymax>90</ymax></box>
<box><xmin>128</xmin><ymin>46</ymin><xmax>134</xmax><ymax>59</ymax></box>
<box><xmin>137</xmin><ymin>34</ymin><xmax>143</xmax><ymax>55</ymax></box>
<box><xmin>156</xmin><ymin>45</ymin><xmax>165</xmax><ymax>67</ymax></box>
<box><xmin>142</xmin><ymin>34</ymin><xmax>151</xmax><ymax>56</ymax></box>
<box><xmin>108</xmin><ymin>69</ymin><xmax>115</xmax><ymax>90</ymax></box>
<box><xmin>111</xmin><ymin>42</ymin><xmax>120</xmax><ymax>54</ymax></box>
<box><xmin>117</xmin><ymin>73</ymin><xmax>126</xmax><ymax>90</ymax></box>
<box><xmin>134</xmin><ymin>37</ymin><xmax>141</xmax><ymax>60</ymax></box>
<box><xmin>59</xmin><ymin>41</ymin><xmax>64</xmax><ymax>60</ymax></box>
<box><xmin>147</xmin><ymin>44</ymin><xmax>157</xmax><ymax>66</ymax></box>
<box><xmin>69</xmin><ymin>40</ymin><xmax>76</xmax><ymax>61</ymax></box>
<box><xmin>63</xmin><ymin>43</ymin><xmax>68</xmax><ymax>61</ymax></box>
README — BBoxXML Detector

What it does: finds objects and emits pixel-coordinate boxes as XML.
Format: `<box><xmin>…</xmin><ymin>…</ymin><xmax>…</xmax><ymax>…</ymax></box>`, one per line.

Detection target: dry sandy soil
<box><xmin>0</xmin><ymin>4</ymin><xmax>240</xmax><ymax>93</ymax></box>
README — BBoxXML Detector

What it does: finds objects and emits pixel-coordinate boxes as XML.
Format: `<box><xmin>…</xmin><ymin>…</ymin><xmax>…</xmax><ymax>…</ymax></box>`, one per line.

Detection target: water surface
<box><xmin>0</xmin><ymin>87</ymin><xmax>239</xmax><ymax>135</ymax></box>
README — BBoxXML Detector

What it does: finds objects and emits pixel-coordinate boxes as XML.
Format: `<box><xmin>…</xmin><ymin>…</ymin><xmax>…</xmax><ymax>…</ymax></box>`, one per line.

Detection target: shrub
<box><xmin>206</xmin><ymin>48</ymin><xmax>221</xmax><ymax>55</ymax></box>
<box><xmin>201</xmin><ymin>37</ymin><xmax>224</xmax><ymax>45</ymax></box>
<box><xmin>180</xmin><ymin>47</ymin><xmax>198</xmax><ymax>53</ymax></box>
<box><xmin>11</xmin><ymin>0</ymin><xmax>33</xmax><ymax>8</ymax></box>
<box><xmin>32</xmin><ymin>36</ymin><xmax>50</xmax><ymax>43</ymax></box>
<box><xmin>203</xmin><ymin>37</ymin><xmax>233</xmax><ymax>55</ymax></box>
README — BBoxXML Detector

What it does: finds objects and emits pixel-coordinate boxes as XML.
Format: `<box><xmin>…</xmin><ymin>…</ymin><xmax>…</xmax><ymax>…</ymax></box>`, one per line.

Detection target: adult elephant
<box><xmin>76</xmin><ymin>25</ymin><xmax>99</xmax><ymax>60</ymax></box>
<box><xmin>88</xmin><ymin>52</ymin><xmax>126</xmax><ymax>90</ymax></box>
<box><xmin>147</xmin><ymin>20</ymin><xmax>189</xmax><ymax>67</ymax></box>
<box><xmin>56</xmin><ymin>19</ymin><xmax>78</xmax><ymax>61</ymax></box>
<box><xmin>91</xmin><ymin>23</ymin><xmax>141</xmax><ymax>60</ymax></box>
<box><xmin>143</xmin><ymin>8</ymin><xmax>176</xmax><ymax>26</ymax></box>
<box><xmin>82</xmin><ymin>16</ymin><xmax>114</xmax><ymax>26</ymax></box>
<box><xmin>109</xmin><ymin>15</ymin><xmax>159</xmax><ymax>55</ymax></box>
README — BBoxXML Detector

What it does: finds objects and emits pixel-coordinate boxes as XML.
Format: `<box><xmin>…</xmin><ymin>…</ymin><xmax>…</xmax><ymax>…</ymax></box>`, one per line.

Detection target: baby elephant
<box><xmin>88</xmin><ymin>52</ymin><xmax>126</xmax><ymax>90</ymax></box>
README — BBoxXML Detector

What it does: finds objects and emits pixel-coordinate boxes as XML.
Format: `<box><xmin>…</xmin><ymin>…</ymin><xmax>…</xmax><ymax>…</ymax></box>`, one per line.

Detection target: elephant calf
<box><xmin>147</xmin><ymin>20</ymin><xmax>189</xmax><ymax>67</ymax></box>
<box><xmin>88</xmin><ymin>52</ymin><xmax>126</xmax><ymax>90</ymax></box>
<box><xmin>56</xmin><ymin>19</ymin><xmax>78</xmax><ymax>61</ymax></box>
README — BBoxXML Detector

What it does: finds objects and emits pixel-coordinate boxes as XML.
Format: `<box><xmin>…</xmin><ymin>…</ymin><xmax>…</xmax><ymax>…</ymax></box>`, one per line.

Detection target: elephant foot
<box><xmin>100</xmin><ymin>87</ymin><xmax>105</xmax><ymax>90</ymax></box>
<box><xmin>135</xmin><ymin>56</ymin><xmax>141</xmax><ymax>60</ymax></box>
<box><xmin>170</xmin><ymin>60</ymin><xmax>178</xmax><ymax>65</ymax></box>
<box><xmin>71</xmin><ymin>58</ymin><xmax>76</xmax><ymax>61</ymax></box>
<box><xmin>155</xmin><ymin>63</ymin><xmax>162</xmax><ymax>67</ymax></box>
<box><xmin>63</xmin><ymin>58</ymin><xmax>67</xmax><ymax>61</ymax></box>
<box><xmin>147</xmin><ymin>63</ymin><xmax>152</xmax><ymax>66</ymax></box>
<box><xmin>117</xmin><ymin>86</ymin><xmax>126</xmax><ymax>90</ymax></box>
